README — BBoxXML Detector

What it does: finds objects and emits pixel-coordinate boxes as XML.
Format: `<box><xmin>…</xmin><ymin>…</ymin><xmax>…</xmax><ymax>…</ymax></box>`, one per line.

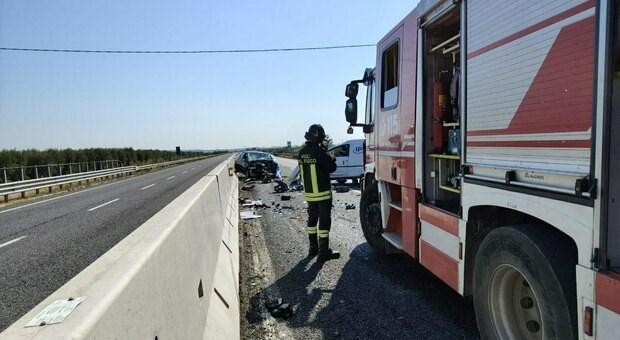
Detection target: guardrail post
<box><xmin>35</xmin><ymin>167</ymin><xmax>39</xmax><ymax>179</ymax></box>
<box><xmin>78</xmin><ymin>163</ymin><xmax>82</xmax><ymax>173</ymax></box>
<box><xmin>69</xmin><ymin>164</ymin><xmax>73</xmax><ymax>174</ymax></box>
<box><xmin>47</xmin><ymin>166</ymin><xmax>51</xmax><ymax>178</ymax></box>
<box><xmin>21</xmin><ymin>167</ymin><xmax>25</xmax><ymax>181</ymax></box>
<box><xmin>3</xmin><ymin>169</ymin><xmax>7</xmax><ymax>184</ymax></box>
<box><xmin>59</xmin><ymin>165</ymin><xmax>62</xmax><ymax>176</ymax></box>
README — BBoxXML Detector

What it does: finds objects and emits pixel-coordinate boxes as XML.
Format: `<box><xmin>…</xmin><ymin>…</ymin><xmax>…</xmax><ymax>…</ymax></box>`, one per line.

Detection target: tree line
<box><xmin>0</xmin><ymin>148</ymin><xmax>223</xmax><ymax>169</ymax></box>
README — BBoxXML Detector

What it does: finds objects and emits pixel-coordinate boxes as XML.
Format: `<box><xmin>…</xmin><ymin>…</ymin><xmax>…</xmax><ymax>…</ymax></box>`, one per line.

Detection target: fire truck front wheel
<box><xmin>359</xmin><ymin>182</ymin><xmax>387</xmax><ymax>254</ymax></box>
<box><xmin>473</xmin><ymin>225</ymin><xmax>577</xmax><ymax>340</ymax></box>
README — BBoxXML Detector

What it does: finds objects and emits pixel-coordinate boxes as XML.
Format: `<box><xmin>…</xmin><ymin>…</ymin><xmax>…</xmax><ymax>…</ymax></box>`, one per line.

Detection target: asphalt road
<box><xmin>240</xmin><ymin>157</ymin><xmax>481</xmax><ymax>339</ymax></box>
<box><xmin>0</xmin><ymin>153</ymin><xmax>230</xmax><ymax>331</ymax></box>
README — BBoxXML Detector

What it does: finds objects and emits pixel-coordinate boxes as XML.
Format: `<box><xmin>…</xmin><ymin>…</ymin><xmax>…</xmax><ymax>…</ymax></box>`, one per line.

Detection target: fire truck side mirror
<box><xmin>345</xmin><ymin>82</ymin><xmax>359</xmax><ymax>98</ymax></box>
<box><xmin>345</xmin><ymin>98</ymin><xmax>358</xmax><ymax>125</ymax></box>
<box><xmin>362</xmin><ymin>125</ymin><xmax>373</xmax><ymax>134</ymax></box>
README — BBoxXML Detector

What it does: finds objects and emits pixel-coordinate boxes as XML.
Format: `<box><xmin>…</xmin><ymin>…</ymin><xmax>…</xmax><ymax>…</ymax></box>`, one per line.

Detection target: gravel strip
<box><xmin>239</xmin><ymin>166</ymin><xmax>480</xmax><ymax>339</ymax></box>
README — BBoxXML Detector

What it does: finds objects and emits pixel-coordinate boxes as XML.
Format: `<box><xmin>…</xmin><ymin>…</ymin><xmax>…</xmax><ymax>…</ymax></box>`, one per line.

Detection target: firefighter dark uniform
<box><xmin>298</xmin><ymin>124</ymin><xmax>339</xmax><ymax>260</ymax></box>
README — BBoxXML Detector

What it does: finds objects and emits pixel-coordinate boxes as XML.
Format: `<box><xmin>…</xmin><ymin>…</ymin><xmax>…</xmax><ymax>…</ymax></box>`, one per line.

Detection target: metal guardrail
<box><xmin>0</xmin><ymin>156</ymin><xmax>212</xmax><ymax>202</ymax></box>
<box><xmin>1</xmin><ymin>160</ymin><xmax>122</xmax><ymax>184</ymax></box>
<box><xmin>0</xmin><ymin>167</ymin><xmax>135</xmax><ymax>190</ymax></box>
<box><xmin>0</xmin><ymin>167</ymin><xmax>136</xmax><ymax>200</ymax></box>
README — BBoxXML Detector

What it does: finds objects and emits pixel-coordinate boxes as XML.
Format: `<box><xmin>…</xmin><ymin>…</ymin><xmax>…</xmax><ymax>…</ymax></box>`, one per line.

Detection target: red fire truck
<box><xmin>344</xmin><ymin>0</ymin><xmax>619</xmax><ymax>338</ymax></box>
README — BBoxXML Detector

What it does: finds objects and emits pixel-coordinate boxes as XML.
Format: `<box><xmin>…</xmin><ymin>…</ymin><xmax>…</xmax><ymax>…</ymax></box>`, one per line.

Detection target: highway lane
<box><xmin>0</xmin><ymin>153</ymin><xmax>231</xmax><ymax>331</ymax></box>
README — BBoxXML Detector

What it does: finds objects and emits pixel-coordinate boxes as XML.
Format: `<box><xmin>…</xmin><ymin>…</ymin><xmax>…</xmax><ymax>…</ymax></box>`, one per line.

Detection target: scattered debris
<box><xmin>265</xmin><ymin>298</ymin><xmax>283</xmax><ymax>311</ymax></box>
<box><xmin>280</xmin><ymin>195</ymin><xmax>291</xmax><ymax>201</ymax></box>
<box><xmin>273</xmin><ymin>180</ymin><xmax>289</xmax><ymax>193</ymax></box>
<box><xmin>335</xmin><ymin>186</ymin><xmax>349</xmax><ymax>193</ymax></box>
<box><xmin>345</xmin><ymin>203</ymin><xmax>356</xmax><ymax>210</ymax></box>
<box><xmin>241</xmin><ymin>211</ymin><xmax>262</xmax><ymax>220</ymax></box>
<box><xmin>242</xmin><ymin>200</ymin><xmax>267</xmax><ymax>208</ymax></box>
<box><xmin>264</xmin><ymin>298</ymin><xmax>294</xmax><ymax>319</ymax></box>
<box><xmin>242</xmin><ymin>185</ymin><xmax>255</xmax><ymax>191</ymax></box>
<box><xmin>270</xmin><ymin>303</ymin><xmax>293</xmax><ymax>319</ymax></box>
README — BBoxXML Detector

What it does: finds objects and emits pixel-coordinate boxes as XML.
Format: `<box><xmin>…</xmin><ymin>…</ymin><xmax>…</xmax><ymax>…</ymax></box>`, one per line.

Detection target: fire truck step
<box><xmin>382</xmin><ymin>232</ymin><xmax>403</xmax><ymax>250</ymax></box>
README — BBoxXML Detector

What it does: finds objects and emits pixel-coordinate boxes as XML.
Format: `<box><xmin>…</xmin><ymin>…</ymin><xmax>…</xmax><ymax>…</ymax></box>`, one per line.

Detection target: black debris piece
<box><xmin>273</xmin><ymin>180</ymin><xmax>289</xmax><ymax>193</ymax></box>
<box><xmin>270</xmin><ymin>303</ymin><xmax>293</xmax><ymax>319</ymax></box>
<box><xmin>265</xmin><ymin>298</ymin><xmax>283</xmax><ymax>311</ymax></box>
<box><xmin>335</xmin><ymin>186</ymin><xmax>349</xmax><ymax>193</ymax></box>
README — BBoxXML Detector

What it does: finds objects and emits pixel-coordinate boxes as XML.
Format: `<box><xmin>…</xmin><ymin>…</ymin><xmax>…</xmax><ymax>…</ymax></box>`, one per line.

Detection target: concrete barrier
<box><xmin>0</xmin><ymin>157</ymin><xmax>239</xmax><ymax>339</ymax></box>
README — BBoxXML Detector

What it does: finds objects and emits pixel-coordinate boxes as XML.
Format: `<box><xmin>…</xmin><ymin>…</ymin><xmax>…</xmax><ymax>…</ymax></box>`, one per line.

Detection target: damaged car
<box><xmin>235</xmin><ymin>151</ymin><xmax>281</xmax><ymax>180</ymax></box>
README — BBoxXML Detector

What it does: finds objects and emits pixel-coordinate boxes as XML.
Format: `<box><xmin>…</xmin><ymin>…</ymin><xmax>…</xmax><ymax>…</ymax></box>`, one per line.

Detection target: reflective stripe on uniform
<box><xmin>310</xmin><ymin>164</ymin><xmax>319</xmax><ymax>193</ymax></box>
<box><xmin>304</xmin><ymin>190</ymin><xmax>332</xmax><ymax>202</ymax></box>
<box><xmin>299</xmin><ymin>163</ymin><xmax>305</xmax><ymax>186</ymax></box>
<box><xmin>318</xmin><ymin>229</ymin><xmax>329</xmax><ymax>238</ymax></box>
<box><xmin>307</xmin><ymin>226</ymin><xmax>317</xmax><ymax>234</ymax></box>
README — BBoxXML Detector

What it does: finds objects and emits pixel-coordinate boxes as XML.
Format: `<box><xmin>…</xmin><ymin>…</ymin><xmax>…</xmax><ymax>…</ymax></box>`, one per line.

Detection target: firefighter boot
<box><xmin>308</xmin><ymin>234</ymin><xmax>319</xmax><ymax>257</ymax></box>
<box><xmin>317</xmin><ymin>237</ymin><xmax>340</xmax><ymax>261</ymax></box>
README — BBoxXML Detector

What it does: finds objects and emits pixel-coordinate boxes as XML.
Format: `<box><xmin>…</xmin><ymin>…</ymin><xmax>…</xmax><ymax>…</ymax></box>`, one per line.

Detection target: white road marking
<box><xmin>0</xmin><ymin>236</ymin><xmax>27</xmax><ymax>249</ymax></box>
<box><xmin>140</xmin><ymin>183</ymin><xmax>156</xmax><ymax>190</ymax></box>
<box><xmin>0</xmin><ymin>186</ymin><xmax>101</xmax><ymax>215</ymax></box>
<box><xmin>167</xmin><ymin>176</ymin><xmax>175</xmax><ymax>180</ymax></box>
<box><xmin>191</xmin><ymin>167</ymin><xmax>195</xmax><ymax>170</ymax></box>
<box><xmin>182</xmin><ymin>171</ymin><xmax>188</xmax><ymax>174</ymax></box>
<box><xmin>88</xmin><ymin>198</ymin><xmax>120</xmax><ymax>212</ymax></box>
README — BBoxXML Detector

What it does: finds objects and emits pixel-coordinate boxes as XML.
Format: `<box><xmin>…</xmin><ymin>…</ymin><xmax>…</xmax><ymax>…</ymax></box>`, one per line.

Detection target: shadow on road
<box><xmin>250</xmin><ymin>243</ymin><xmax>480</xmax><ymax>339</ymax></box>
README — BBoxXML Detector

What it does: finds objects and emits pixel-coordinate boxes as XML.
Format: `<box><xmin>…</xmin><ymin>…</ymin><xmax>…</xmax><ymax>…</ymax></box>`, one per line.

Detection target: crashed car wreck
<box><xmin>235</xmin><ymin>151</ymin><xmax>281</xmax><ymax>180</ymax></box>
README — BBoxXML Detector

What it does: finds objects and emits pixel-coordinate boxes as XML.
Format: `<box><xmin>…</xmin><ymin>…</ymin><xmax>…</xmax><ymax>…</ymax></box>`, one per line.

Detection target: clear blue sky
<box><xmin>0</xmin><ymin>1</ymin><xmax>417</xmax><ymax>151</ymax></box>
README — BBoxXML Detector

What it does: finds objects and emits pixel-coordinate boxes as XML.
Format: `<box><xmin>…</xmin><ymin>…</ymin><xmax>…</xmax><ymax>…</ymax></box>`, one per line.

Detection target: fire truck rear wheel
<box><xmin>473</xmin><ymin>225</ymin><xmax>577</xmax><ymax>340</ymax></box>
<box><xmin>359</xmin><ymin>182</ymin><xmax>387</xmax><ymax>255</ymax></box>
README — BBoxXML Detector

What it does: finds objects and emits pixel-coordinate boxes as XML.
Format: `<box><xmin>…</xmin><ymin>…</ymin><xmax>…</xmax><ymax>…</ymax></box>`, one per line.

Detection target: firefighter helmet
<box><xmin>304</xmin><ymin>124</ymin><xmax>326</xmax><ymax>143</ymax></box>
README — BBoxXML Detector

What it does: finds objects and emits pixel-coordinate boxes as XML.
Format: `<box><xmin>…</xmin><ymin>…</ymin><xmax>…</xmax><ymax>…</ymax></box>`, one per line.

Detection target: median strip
<box><xmin>88</xmin><ymin>198</ymin><xmax>120</xmax><ymax>212</ymax></box>
<box><xmin>0</xmin><ymin>236</ymin><xmax>27</xmax><ymax>249</ymax></box>
<box><xmin>140</xmin><ymin>184</ymin><xmax>156</xmax><ymax>190</ymax></box>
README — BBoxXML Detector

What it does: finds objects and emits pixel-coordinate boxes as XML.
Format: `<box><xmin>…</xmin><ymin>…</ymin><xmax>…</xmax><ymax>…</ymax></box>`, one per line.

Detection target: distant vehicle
<box><xmin>328</xmin><ymin>139</ymin><xmax>364</xmax><ymax>184</ymax></box>
<box><xmin>235</xmin><ymin>151</ymin><xmax>280</xmax><ymax>179</ymax></box>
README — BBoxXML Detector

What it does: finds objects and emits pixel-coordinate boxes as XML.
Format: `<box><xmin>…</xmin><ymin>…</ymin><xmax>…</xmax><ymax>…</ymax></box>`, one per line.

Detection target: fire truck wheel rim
<box><xmin>489</xmin><ymin>264</ymin><xmax>543</xmax><ymax>340</ymax></box>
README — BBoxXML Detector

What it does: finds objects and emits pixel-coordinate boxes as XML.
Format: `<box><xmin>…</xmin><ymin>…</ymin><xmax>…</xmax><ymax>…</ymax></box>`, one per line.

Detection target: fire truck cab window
<box><xmin>381</xmin><ymin>42</ymin><xmax>399</xmax><ymax>109</ymax></box>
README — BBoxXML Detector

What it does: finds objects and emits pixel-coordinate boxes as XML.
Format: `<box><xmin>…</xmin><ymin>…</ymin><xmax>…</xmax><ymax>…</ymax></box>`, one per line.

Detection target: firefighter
<box><xmin>298</xmin><ymin>124</ymin><xmax>339</xmax><ymax>260</ymax></box>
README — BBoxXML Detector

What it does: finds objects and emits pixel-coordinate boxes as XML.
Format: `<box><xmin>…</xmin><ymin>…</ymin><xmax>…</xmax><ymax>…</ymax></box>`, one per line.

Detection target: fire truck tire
<box><xmin>473</xmin><ymin>225</ymin><xmax>577</xmax><ymax>340</ymax></box>
<box><xmin>359</xmin><ymin>182</ymin><xmax>387</xmax><ymax>255</ymax></box>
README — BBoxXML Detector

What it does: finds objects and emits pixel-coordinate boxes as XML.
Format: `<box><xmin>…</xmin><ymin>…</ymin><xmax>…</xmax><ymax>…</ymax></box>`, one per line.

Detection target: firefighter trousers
<box><xmin>306</xmin><ymin>199</ymin><xmax>332</xmax><ymax>239</ymax></box>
